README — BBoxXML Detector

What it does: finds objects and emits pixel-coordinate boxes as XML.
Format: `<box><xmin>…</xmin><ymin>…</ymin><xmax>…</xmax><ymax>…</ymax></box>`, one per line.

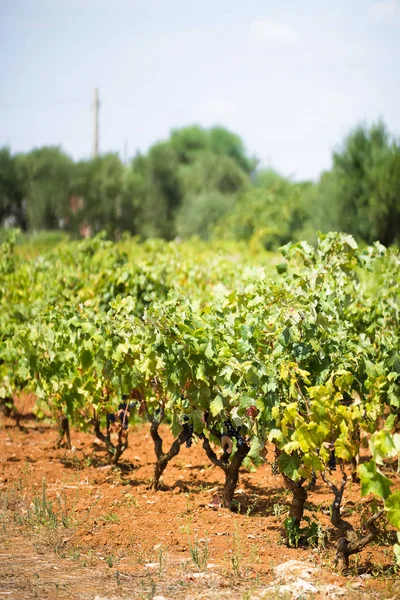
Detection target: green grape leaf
<box><xmin>358</xmin><ymin>461</ymin><xmax>392</xmax><ymax>500</ymax></box>
<box><xmin>191</xmin><ymin>409</ymin><xmax>204</xmax><ymax>434</ymax></box>
<box><xmin>278</xmin><ymin>451</ymin><xmax>301</xmax><ymax>479</ymax></box>
<box><xmin>279</xmin><ymin>327</ymin><xmax>291</xmax><ymax>348</ymax></box>
<box><xmin>205</xmin><ymin>342</ymin><xmax>214</xmax><ymax>360</ymax></box>
<box><xmin>385</xmin><ymin>491</ymin><xmax>400</xmax><ymax>530</ymax></box>
<box><xmin>209</xmin><ymin>396</ymin><xmax>224</xmax><ymax>417</ymax></box>
<box><xmin>248</xmin><ymin>437</ymin><xmax>261</xmax><ymax>459</ymax></box>
<box><xmin>81</xmin><ymin>349</ymin><xmax>93</xmax><ymax>370</ymax></box>
<box><xmin>369</xmin><ymin>430</ymin><xmax>399</xmax><ymax>465</ymax></box>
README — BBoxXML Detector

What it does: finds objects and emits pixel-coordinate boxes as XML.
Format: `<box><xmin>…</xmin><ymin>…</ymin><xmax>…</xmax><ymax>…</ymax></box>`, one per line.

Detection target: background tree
<box><xmin>176</xmin><ymin>191</ymin><xmax>234</xmax><ymax>240</ymax></box>
<box><xmin>124</xmin><ymin>149</ymin><xmax>173</xmax><ymax>239</ymax></box>
<box><xmin>368</xmin><ymin>144</ymin><xmax>400</xmax><ymax>246</ymax></box>
<box><xmin>214</xmin><ymin>169</ymin><xmax>312</xmax><ymax>250</ymax></box>
<box><xmin>175</xmin><ymin>152</ymin><xmax>251</xmax><ymax>239</ymax></box>
<box><xmin>315</xmin><ymin>121</ymin><xmax>400</xmax><ymax>246</ymax></box>
<box><xmin>0</xmin><ymin>148</ymin><xmax>27</xmax><ymax>230</ymax></box>
<box><xmin>17</xmin><ymin>146</ymin><xmax>73</xmax><ymax>231</ymax></box>
<box><xmin>69</xmin><ymin>153</ymin><xmax>125</xmax><ymax>237</ymax></box>
<box><xmin>1</xmin><ymin>121</ymin><xmax>399</xmax><ymax>248</ymax></box>
<box><xmin>124</xmin><ymin>125</ymin><xmax>254</xmax><ymax>240</ymax></box>
<box><xmin>208</xmin><ymin>126</ymin><xmax>257</xmax><ymax>174</ymax></box>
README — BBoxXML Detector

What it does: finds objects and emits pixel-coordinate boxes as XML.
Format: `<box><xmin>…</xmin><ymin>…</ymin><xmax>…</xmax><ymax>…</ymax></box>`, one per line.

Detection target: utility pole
<box><xmin>92</xmin><ymin>88</ymin><xmax>100</xmax><ymax>158</ymax></box>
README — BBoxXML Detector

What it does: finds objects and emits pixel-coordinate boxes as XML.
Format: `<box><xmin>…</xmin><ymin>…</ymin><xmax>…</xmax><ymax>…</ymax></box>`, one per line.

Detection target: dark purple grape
<box><xmin>328</xmin><ymin>447</ymin><xmax>337</xmax><ymax>470</ymax></box>
<box><xmin>182</xmin><ymin>422</ymin><xmax>193</xmax><ymax>448</ymax></box>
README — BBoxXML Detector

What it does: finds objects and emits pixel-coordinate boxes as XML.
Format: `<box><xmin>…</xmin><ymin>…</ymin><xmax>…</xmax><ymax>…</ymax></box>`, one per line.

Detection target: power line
<box><xmin>0</xmin><ymin>99</ymin><xmax>199</xmax><ymax>111</ymax></box>
<box><xmin>0</xmin><ymin>99</ymin><xmax>88</xmax><ymax>109</ymax></box>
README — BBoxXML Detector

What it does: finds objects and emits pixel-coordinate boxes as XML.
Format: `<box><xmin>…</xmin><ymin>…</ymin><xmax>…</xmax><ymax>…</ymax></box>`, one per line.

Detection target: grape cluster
<box><xmin>309</xmin><ymin>470</ymin><xmax>317</xmax><ymax>488</ymax></box>
<box><xmin>107</xmin><ymin>413</ymin><xmax>116</xmax><ymax>425</ymax></box>
<box><xmin>340</xmin><ymin>393</ymin><xmax>353</xmax><ymax>407</ymax></box>
<box><xmin>328</xmin><ymin>447</ymin><xmax>337</xmax><ymax>470</ymax></box>
<box><xmin>182</xmin><ymin>418</ymin><xmax>194</xmax><ymax>448</ymax></box>
<box><xmin>107</xmin><ymin>401</ymin><xmax>135</xmax><ymax>431</ymax></box>
<box><xmin>118</xmin><ymin>402</ymin><xmax>129</xmax><ymax>430</ymax></box>
<box><xmin>223</xmin><ymin>418</ymin><xmax>245</xmax><ymax>447</ymax></box>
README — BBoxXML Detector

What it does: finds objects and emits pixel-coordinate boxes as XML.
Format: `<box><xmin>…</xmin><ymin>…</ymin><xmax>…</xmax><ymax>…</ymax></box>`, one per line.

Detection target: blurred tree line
<box><xmin>1</xmin><ymin>121</ymin><xmax>399</xmax><ymax>248</ymax></box>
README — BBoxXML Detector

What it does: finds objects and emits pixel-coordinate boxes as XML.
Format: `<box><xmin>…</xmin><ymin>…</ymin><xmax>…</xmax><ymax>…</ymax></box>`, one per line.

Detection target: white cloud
<box><xmin>248</xmin><ymin>19</ymin><xmax>300</xmax><ymax>48</ymax></box>
<box><xmin>368</xmin><ymin>1</ymin><xmax>400</xmax><ymax>21</ymax></box>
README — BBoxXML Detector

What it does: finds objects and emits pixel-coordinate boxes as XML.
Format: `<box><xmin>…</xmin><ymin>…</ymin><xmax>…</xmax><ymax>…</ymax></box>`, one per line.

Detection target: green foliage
<box><xmin>385</xmin><ymin>492</ymin><xmax>400</xmax><ymax>530</ymax></box>
<box><xmin>0</xmin><ymin>228</ymin><xmax>18</xmax><ymax>276</ymax></box>
<box><xmin>175</xmin><ymin>191</ymin><xmax>234</xmax><ymax>240</ymax></box>
<box><xmin>169</xmin><ymin>125</ymin><xmax>256</xmax><ymax>174</ymax></box>
<box><xmin>313</xmin><ymin>121</ymin><xmax>400</xmax><ymax>246</ymax></box>
<box><xmin>17</xmin><ymin>146</ymin><xmax>73</xmax><ymax>231</ymax></box>
<box><xmin>284</xmin><ymin>515</ymin><xmax>320</xmax><ymax>548</ymax></box>
<box><xmin>1</xmin><ymin>120</ymin><xmax>399</xmax><ymax>249</ymax></box>
<box><xmin>0</xmin><ymin>125</ymin><xmax>255</xmax><ymax>241</ymax></box>
<box><xmin>126</xmin><ymin>125</ymin><xmax>252</xmax><ymax>240</ymax></box>
<box><xmin>394</xmin><ymin>532</ymin><xmax>400</xmax><ymax>565</ymax></box>
<box><xmin>1</xmin><ymin>229</ymin><xmax>400</xmax><ymax>558</ymax></box>
<box><xmin>69</xmin><ymin>153</ymin><xmax>125</xmax><ymax>237</ymax></box>
<box><xmin>359</xmin><ymin>461</ymin><xmax>392</xmax><ymax>500</ymax></box>
<box><xmin>0</xmin><ymin>148</ymin><xmax>27</xmax><ymax>230</ymax></box>
<box><xmin>214</xmin><ymin>172</ymin><xmax>311</xmax><ymax>250</ymax></box>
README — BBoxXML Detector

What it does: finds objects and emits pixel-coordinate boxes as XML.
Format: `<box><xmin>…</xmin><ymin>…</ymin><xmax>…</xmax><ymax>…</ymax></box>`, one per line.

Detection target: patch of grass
<box><xmin>115</xmin><ymin>569</ymin><xmax>121</xmax><ymax>587</ymax></box>
<box><xmin>189</xmin><ymin>538</ymin><xmax>209</xmax><ymax>572</ymax></box>
<box><xmin>107</xmin><ymin>553</ymin><xmax>114</xmax><ymax>568</ymax></box>
<box><xmin>273</xmin><ymin>503</ymin><xmax>287</xmax><ymax>517</ymax></box>
<box><xmin>229</xmin><ymin>523</ymin><xmax>242</xmax><ymax>577</ymax></box>
<box><xmin>157</xmin><ymin>544</ymin><xmax>165</xmax><ymax>576</ymax></box>
<box><xmin>123</xmin><ymin>492</ymin><xmax>139</xmax><ymax>507</ymax></box>
<box><xmin>3</xmin><ymin>478</ymin><xmax>76</xmax><ymax>534</ymax></box>
<box><xmin>100</xmin><ymin>511</ymin><xmax>120</xmax><ymax>523</ymax></box>
<box><xmin>27</xmin><ymin>479</ymin><xmax>59</xmax><ymax>529</ymax></box>
<box><xmin>68</xmin><ymin>547</ymin><xmax>81</xmax><ymax>560</ymax></box>
<box><xmin>56</xmin><ymin>489</ymin><xmax>74</xmax><ymax>528</ymax></box>
<box><xmin>249</xmin><ymin>543</ymin><xmax>262</xmax><ymax>565</ymax></box>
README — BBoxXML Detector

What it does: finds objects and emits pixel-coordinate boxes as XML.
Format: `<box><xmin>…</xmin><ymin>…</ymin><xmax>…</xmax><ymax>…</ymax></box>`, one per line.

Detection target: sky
<box><xmin>1</xmin><ymin>0</ymin><xmax>400</xmax><ymax>180</ymax></box>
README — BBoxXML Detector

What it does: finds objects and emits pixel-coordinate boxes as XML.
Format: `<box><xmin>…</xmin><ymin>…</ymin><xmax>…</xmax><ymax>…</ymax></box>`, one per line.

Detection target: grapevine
<box><xmin>1</xmin><ymin>231</ymin><xmax>399</xmax><ymax>571</ymax></box>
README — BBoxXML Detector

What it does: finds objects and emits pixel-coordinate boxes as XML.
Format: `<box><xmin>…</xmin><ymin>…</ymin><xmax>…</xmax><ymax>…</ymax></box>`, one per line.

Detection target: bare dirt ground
<box><xmin>1</xmin><ymin>400</ymin><xmax>399</xmax><ymax>600</ymax></box>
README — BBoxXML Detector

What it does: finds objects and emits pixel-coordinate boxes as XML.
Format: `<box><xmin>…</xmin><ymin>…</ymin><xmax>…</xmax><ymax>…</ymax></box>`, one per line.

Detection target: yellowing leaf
<box><xmin>209</xmin><ymin>396</ymin><xmax>224</xmax><ymax>417</ymax></box>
